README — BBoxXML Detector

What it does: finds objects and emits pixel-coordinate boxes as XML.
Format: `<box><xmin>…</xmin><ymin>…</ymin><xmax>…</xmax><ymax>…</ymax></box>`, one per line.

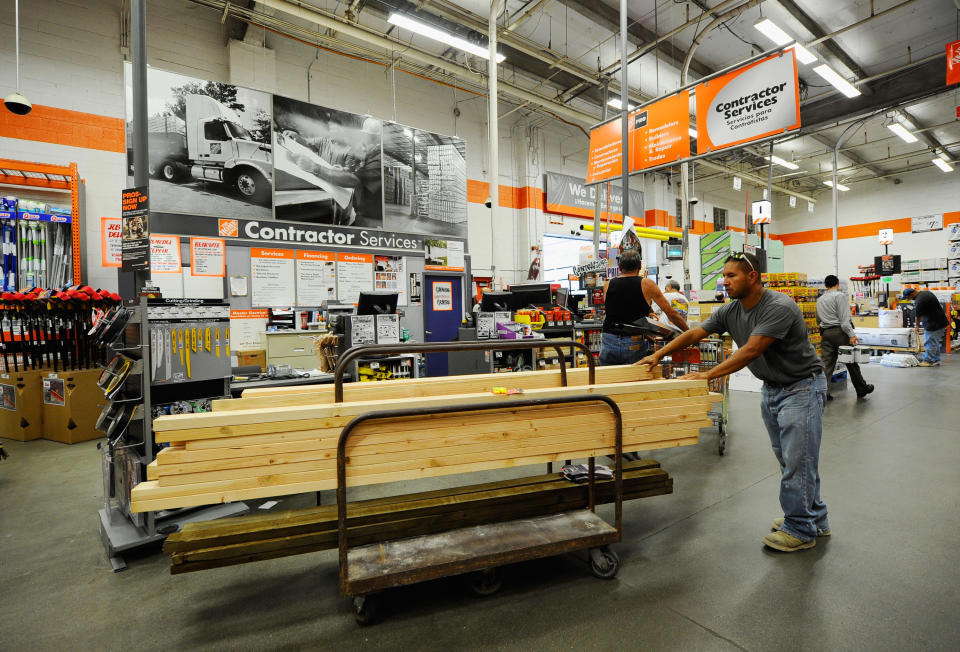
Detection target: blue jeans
<box><xmin>921</xmin><ymin>327</ymin><xmax>946</xmax><ymax>363</ymax></box>
<box><xmin>760</xmin><ymin>372</ymin><xmax>829</xmax><ymax>542</ymax></box>
<box><xmin>598</xmin><ymin>332</ymin><xmax>648</xmax><ymax>366</ymax></box>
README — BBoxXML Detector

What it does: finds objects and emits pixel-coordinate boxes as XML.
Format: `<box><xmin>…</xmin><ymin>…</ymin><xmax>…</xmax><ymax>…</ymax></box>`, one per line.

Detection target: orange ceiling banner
<box><xmin>695</xmin><ymin>50</ymin><xmax>800</xmax><ymax>155</ymax></box>
<box><xmin>585</xmin><ymin>119</ymin><xmax>624</xmax><ymax>184</ymax></box>
<box><xmin>630</xmin><ymin>91</ymin><xmax>691</xmax><ymax>171</ymax></box>
<box><xmin>948</xmin><ymin>40</ymin><xmax>960</xmax><ymax>86</ymax></box>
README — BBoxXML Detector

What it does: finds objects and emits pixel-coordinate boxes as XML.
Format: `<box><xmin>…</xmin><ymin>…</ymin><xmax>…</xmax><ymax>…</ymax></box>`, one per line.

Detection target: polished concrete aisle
<box><xmin>2</xmin><ymin>358</ymin><xmax>958</xmax><ymax>650</ymax></box>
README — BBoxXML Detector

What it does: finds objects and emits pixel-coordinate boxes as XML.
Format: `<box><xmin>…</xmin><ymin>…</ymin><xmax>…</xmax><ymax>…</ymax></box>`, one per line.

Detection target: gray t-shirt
<box><xmin>700</xmin><ymin>289</ymin><xmax>823</xmax><ymax>385</ymax></box>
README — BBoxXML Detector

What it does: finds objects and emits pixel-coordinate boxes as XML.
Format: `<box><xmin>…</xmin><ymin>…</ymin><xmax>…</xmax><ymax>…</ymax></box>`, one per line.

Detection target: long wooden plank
<box><xmin>131</xmin><ymin>434</ymin><xmax>700</xmax><ymax>512</ymax></box>
<box><xmin>234</xmin><ymin>364</ymin><xmax>655</xmax><ymax>401</ymax></box>
<box><xmin>153</xmin><ymin>420</ymin><xmax>711</xmax><ymax>486</ymax></box>
<box><xmin>169</xmin><ymin>484</ymin><xmax>673</xmax><ymax>574</ymax></box>
<box><xmin>164</xmin><ymin>462</ymin><xmax>667</xmax><ymax>552</ymax></box>
<box><xmin>164</xmin><ymin>459</ymin><xmax>663</xmax><ymax>551</ymax></box>
<box><xmin>175</xmin><ymin>389</ymin><xmax>709</xmax><ymax>447</ymax></box>
<box><xmin>162</xmin><ymin>398</ymin><xmax>712</xmax><ymax>465</ymax></box>
<box><xmin>154</xmin><ymin>380</ymin><xmax>704</xmax><ymax>434</ymax></box>
<box><xmin>221</xmin><ymin>365</ymin><xmax>659</xmax><ymax>411</ymax></box>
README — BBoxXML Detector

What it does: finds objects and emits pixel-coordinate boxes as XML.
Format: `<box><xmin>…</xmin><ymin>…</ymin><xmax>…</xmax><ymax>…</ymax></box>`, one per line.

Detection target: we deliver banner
<box><xmin>695</xmin><ymin>51</ymin><xmax>800</xmax><ymax>154</ymax></box>
<box><xmin>948</xmin><ymin>40</ymin><xmax>960</xmax><ymax>86</ymax></box>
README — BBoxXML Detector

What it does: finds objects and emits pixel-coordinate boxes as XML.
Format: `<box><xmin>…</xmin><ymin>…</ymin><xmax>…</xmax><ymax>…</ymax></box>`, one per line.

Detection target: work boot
<box><xmin>771</xmin><ymin>517</ymin><xmax>831</xmax><ymax>537</ymax></box>
<box><xmin>762</xmin><ymin>530</ymin><xmax>815</xmax><ymax>552</ymax></box>
<box><xmin>918</xmin><ymin>361</ymin><xmax>939</xmax><ymax>367</ymax></box>
<box><xmin>826</xmin><ymin>394</ymin><xmax>834</xmax><ymax>402</ymax></box>
<box><xmin>856</xmin><ymin>384</ymin><xmax>875</xmax><ymax>398</ymax></box>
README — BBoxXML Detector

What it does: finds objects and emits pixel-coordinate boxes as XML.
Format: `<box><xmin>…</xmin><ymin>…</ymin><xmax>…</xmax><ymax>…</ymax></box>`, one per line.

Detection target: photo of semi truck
<box><xmin>128</xmin><ymin>94</ymin><xmax>273</xmax><ymax>206</ymax></box>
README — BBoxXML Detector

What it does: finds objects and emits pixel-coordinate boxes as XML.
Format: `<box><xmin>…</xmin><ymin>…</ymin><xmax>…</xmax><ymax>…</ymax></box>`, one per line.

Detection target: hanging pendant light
<box><xmin>4</xmin><ymin>0</ymin><xmax>33</xmax><ymax>115</ymax></box>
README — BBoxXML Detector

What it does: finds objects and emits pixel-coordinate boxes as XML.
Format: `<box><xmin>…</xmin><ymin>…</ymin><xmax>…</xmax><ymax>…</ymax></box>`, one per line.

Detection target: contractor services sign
<box><xmin>695</xmin><ymin>51</ymin><xmax>800</xmax><ymax>154</ymax></box>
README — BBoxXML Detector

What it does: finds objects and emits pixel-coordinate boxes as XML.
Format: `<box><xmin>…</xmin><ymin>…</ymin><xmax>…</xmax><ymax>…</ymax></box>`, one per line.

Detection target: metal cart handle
<box><xmin>333</xmin><ymin>339</ymin><xmax>595</xmax><ymax>402</ymax></box>
<box><xmin>335</xmin><ymin>394</ymin><xmax>623</xmax><ymax>595</ymax></box>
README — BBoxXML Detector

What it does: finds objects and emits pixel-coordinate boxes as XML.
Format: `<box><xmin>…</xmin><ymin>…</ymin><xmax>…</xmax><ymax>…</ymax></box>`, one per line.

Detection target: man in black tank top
<box><xmin>599</xmin><ymin>249</ymin><xmax>688</xmax><ymax>365</ymax></box>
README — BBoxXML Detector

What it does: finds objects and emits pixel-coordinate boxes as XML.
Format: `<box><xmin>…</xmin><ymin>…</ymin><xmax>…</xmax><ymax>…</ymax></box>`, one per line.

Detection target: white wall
<box><xmin>774</xmin><ymin>167</ymin><xmax>959</xmax><ymax>284</ymax></box>
<box><xmin>1</xmin><ymin>0</ymin><xmax>604</xmax><ymax>291</ymax></box>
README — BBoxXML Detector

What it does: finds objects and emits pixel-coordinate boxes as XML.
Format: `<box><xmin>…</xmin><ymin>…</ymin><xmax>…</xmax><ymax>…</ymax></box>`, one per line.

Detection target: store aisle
<box><xmin>1</xmin><ymin>358</ymin><xmax>957</xmax><ymax>650</ymax></box>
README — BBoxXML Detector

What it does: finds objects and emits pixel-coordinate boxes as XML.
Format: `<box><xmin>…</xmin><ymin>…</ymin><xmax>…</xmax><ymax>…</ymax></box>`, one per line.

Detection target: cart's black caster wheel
<box><xmin>589</xmin><ymin>547</ymin><xmax>620</xmax><ymax>579</ymax></box>
<box><xmin>469</xmin><ymin>567</ymin><xmax>504</xmax><ymax>596</ymax></box>
<box><xmin>352</xmin><ymin>595</ymin><xmax>379</xmax><ymax>626</ymax></box>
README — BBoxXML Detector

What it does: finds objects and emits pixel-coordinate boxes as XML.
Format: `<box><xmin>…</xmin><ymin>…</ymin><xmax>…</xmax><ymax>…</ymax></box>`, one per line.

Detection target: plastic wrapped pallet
<box><xmin>854</xmin><ymin>328</ymin><xmax>917</xmax><ymax>348</ymax></box>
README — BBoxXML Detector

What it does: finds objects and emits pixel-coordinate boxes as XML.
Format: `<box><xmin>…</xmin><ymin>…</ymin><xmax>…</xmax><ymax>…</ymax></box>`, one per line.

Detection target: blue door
<box><xmin>424</xmin><ymin>274</ymin><xmax>464</xmax><ymax>376</ymax></box>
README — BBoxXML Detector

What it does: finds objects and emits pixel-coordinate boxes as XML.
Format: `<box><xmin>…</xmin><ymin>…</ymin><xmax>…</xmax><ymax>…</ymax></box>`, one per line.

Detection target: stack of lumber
<box><xmin>131</xmin><ymin>365</ymin><xmax>716</xmax><ymax>513</ymax></box>
<box><xmin>164</xmin><ymin>458</ymin><xmax>673</xmax><ymax>574</ymax></box>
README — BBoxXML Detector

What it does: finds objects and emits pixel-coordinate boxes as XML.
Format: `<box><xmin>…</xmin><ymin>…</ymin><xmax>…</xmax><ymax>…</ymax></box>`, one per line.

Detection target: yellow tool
<box><xmin>205</xmin><ymin>327</ymin><xmax>211</xmax><ymax>352</ymax></box>
<box><xmin>215</xmin><ymin>327</ymin><xmax>221</xmax><ymax>357</ymax></box>
<box><xmin>178</xmin><ymin>330</ymin><xmax>184</xmax><ymax>366</ymax></box>
<box><xmin>171</xmin><ymin>329</ymin><xmax>176</xmax><ymax>354</ymax></box>
<box><xmin>185</xmin><ymin>329</ymin><xmax>192</xmax><ymax>378</ymax></box>
<box><xmin>225</xmin><ymin>327</ymin><xmax>230</xmax><ymax>356</ymax></box>
<box><xmin>191</xmin><ymin>328</ymin><xmax>197</xmax><ymax>353</ymax></box>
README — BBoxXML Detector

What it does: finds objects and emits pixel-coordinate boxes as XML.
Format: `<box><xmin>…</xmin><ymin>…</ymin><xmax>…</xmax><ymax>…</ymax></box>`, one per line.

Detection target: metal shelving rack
<box><xmin>97</xmin><ymin>297</ymin><xmax>244</xmax><ymax>572</ymax></box>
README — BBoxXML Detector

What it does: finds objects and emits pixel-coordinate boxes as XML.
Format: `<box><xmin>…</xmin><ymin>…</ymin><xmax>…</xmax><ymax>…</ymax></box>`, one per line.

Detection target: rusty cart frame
<box><xmin>335</xmin><ymin>394</ymin><xmax>623</xmax><ymax>625</ymax></box>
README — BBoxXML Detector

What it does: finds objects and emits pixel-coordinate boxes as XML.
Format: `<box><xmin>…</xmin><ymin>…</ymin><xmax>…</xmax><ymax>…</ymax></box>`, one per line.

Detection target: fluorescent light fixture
<box><xmin>766</xmin><ymin>155</ymin><xmax>799</xmax><ymax>170</ymax></box>
<box><xmin>689</xmin><ymin>128</ymin><xmax>698</xmax><ymax>138</ymax></box>
<box><xmin>887</xmin><ymin>123</ymin><xmax>918</xmax><ymax>143</ymax></box>
<box><xmin>791</xmin><ymin>43</ymin><xmax>817</xmax><ymax>65</ymax></box>
<box><xmin>388</xmin><ymin>13</ymin><xmax>505</xmax><ymax>63</ymax></box>
<box><xmin>607</xmin><ymin>98</ymin><xmax>635</xmax><ymax>111</ymax></box>
<box><xmin>823</xmin><ymin>180</ymin><xmax>850</xmax><ymax>191</ymax></box>
<box><xmin>813</xmin><ymin>64</ymin><xmax>861</xmax><ymax>98</ymax></box>
<box><xmin>754</xmin><ymin>18</ymin><xmax>792</xmax><ymax>45</ymax></box>
<box><xmin>932</xmin><ymin>157</ymin><xmax>954</xmax><ymax>172</ymax></box>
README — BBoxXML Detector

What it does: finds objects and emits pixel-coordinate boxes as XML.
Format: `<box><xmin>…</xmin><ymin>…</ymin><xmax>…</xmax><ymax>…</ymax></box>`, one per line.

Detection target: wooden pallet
<box><xmin>164</xmin><ymin>459</ymin><xmax>672</xmax><ymax>574</ymax></box>
<box><xmin>132</xmin><ymin>376</ymin><xmax>715</xmax><ymax>513</ymax></box>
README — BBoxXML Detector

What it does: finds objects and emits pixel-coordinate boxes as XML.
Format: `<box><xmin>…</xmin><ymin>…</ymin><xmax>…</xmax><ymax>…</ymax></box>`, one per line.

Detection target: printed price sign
<box><xmin>432</xmin><ymin>281</ymin><xmax>454</xmax><ymax>311</ymax></box>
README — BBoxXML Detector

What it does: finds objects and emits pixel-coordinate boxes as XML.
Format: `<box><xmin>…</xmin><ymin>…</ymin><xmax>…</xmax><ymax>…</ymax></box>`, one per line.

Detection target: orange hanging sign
<box><xmin>630</xmin><ymin>91</ymin><xmax>691</xmax><ymax>172</ymax></box>
<box><xmin>948</xmin><ymin>40</ymin><xmax>960</xmax><ymax>86</ymax></box>
<box><xmin>585</xmin><ymin>120</ymin><xmax>624</xmax><ymax>184</ymax></box>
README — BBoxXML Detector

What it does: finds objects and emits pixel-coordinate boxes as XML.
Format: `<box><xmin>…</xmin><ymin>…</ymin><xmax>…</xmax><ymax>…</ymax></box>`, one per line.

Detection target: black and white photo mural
<box><xmin>124</xmin><ymin>64</ymin><xmax>273</xmax><ymax>219</ymax></box>
<box><xmin>382</xmin><ymin>122</ymin><xmax>467</xmax><ymax>238</ymax></box>
<box><xmin>272</xmin><ymin>96</ymin><xmax>383</xmax><ymax>228</ymax></box>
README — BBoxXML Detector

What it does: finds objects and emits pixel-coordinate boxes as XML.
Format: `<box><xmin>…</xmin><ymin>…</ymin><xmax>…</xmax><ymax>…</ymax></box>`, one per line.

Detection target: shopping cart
<box><xmin>651</xmin><ymin>337</ymin><xmax>729</xmax><ymax>455</ymax></box>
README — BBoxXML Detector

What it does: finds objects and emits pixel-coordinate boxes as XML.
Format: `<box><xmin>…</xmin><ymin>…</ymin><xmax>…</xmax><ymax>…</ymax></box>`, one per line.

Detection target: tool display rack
<box><xmin>98</xmin><ymin>297</ymin><xmax>242</xmax><ymax>572</ymax></box>
<box><xmin>0</xmin><ymin>157</ymin><xmax>85</xmax><ymax>287</ymax></box>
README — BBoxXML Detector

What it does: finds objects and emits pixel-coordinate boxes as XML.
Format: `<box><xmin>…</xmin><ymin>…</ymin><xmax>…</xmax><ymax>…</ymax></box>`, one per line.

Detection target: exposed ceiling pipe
<box><xmin>805</xmin><ymin>0</ymin><xmax>919</xmax><ymax>47</ymax></box>
<box><xmin>695</xmin><ymin>159</ymin><xmax>817</xmax><ymax>203</ymax></box>
<box><xmin>506</xmin><ymin>0</ymin><xmax>550</xmax><ymax>31</ymax></box>
<box><xmin>219</xmin><ymin>0</ymin><xmax>600</xmax><ymax>124</ymax></box>
<box><xmin>678</xmin><ymin>0</ymin><xmax>763</xmax><ymax>292</ymax></box>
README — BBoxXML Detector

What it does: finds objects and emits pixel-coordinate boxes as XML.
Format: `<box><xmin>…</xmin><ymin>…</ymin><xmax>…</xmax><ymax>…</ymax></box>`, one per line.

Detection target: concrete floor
<box><xmin>2</xmin><ymin>357</ymin><xmax>959</xmax><ymax>650</ymax></box>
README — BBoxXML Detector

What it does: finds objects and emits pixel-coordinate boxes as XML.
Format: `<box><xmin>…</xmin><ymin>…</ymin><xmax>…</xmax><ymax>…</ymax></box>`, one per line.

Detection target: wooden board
<box><xmin>220</xmin><ymin>364</ymin><xmax>658</xmax><ymax>410</ymax></box>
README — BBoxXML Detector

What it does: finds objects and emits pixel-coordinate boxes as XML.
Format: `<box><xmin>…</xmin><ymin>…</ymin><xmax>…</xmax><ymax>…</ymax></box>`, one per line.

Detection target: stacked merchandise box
<box><xmin>0</xmin><ymin>370</ymin><xmax>44</xmax><ymax>441</ymax></box>
<box><xmin>949</xmin><ymin>227</ymin><xmax>960</xmax><ymax>287</ymax></box>
<box><xmin>764</xmin><ymin>272</ymin><xmax>821</xmax><ymax>354</ymax></box>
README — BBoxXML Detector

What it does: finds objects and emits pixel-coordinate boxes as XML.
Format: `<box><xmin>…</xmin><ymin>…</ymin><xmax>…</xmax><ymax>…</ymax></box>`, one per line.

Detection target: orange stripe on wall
<box><xmin>777</xmin><ymin>214</ymin><xmax>960</xmax><ymax>246</ymax></box>
<box><xmin>0</xmin><ymin>105</ymin><xmax>125</xmax><ymax>153</ymax></box>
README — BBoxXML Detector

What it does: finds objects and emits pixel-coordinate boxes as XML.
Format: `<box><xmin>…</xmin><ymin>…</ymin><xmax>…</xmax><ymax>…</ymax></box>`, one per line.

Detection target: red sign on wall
<box><xmin>949</xmin><ymin>40</ymin><xmax>960</xmax><ymax>86</ymax></box>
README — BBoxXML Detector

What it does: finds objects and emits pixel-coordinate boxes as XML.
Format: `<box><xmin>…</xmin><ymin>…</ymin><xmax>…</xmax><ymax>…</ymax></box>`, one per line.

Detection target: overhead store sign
<box><xmin>948</xmin><ymin>40</ymin><xmax>960</xmax><ymax>86</ymax></box>
<box><xmin>149</xmin><ymin>213</ymin><xmax>427</xmax><ymax>253</ymax></box>
<box><xmin>544</xmin><ymin>172</ymin><xmax>643</xmax><ymax>220</ymax></box>
<box><xmin>878</xmin><ymin>229</ymin><xmax>894</xmax><ymax>245</ymax></box>
<box><xmin>695</xmin><ymin>51</ymin><xmax>800</xmax><ymax>154</ymax></box>
<box><xmin>911</xmin><ymin>214</ymin><xmax>943</xmax><ymax>233</ymax></box>
<box><xmin>630</xmin><ymin>91</ymin><xmax>691</xmax><ymax>171</ymax></box>
<box><xmin>585</xmin><ymin>120</ymin><xmax>624</xmax><ymax>184</ymax></box>
<box><xmin>751</xmin><ymin>200</ymin><xmax>772</xmax><ymax>225</ymax></box>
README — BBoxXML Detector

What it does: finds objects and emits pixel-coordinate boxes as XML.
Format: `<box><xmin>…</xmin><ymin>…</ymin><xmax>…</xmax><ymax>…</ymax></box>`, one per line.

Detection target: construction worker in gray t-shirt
<box><xmin>638</xmin><ymin>252</ymin><xmax>829</xmax><ymax>553</ymax></box>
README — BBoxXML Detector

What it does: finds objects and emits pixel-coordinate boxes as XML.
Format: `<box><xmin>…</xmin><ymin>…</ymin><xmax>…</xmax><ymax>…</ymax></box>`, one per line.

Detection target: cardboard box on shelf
<box><xmin>234</xmin><ymin>349</ymin><xmax>266</xmax><ymax>372</ymax></box>
<box><xmin>901</xmin><ymin>259</ymin><xmax>920</xmax><ymax>272</ymax></box>
<box><xmin>42</xmin><ymin>369</ymin><xmax>107</xmax><ymax>444</ymax></box>
<box><xmin>948</xmin><ymin>223</ymin><xmax>960</xmax><ymax>241</ymax></box>
<box><xmin>920</xmin><ymin>257</ymin><xmax>947</xmax><ymax>270</ymax></box>
<box><xmin>0</xmin><ymin>370</ymin><xmax>44</xmax><ymax>441</ymax></box>
<box><xmin>947</xmin><ymin>243</ymin><xmax>960</xmax><ymax>259</ymax></box>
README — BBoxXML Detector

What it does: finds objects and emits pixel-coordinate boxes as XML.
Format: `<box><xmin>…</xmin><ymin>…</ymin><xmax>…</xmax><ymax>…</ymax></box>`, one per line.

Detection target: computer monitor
<box><xmin>509</xmin><ymin>283</ymin><xmax>553</xmax><ymax>308</ymax></box>
<box><xmin>480</xmin><ymin>290</ymin><xmax>513</xmax><ymax>312</ymax></box>
<box><xmin>357</xmin><ymin>291</ymin><xmax>398</xmax><ymax>315</ymax></box>
<box><xmin>554</xmin><ymin>287</ymin><xmax>569</xmax><ymax>311</ymax></box>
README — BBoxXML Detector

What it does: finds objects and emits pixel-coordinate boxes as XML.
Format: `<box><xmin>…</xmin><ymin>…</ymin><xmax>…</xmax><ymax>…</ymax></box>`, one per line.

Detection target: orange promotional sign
<box><xmin>948</xmin><ymin>40</ymin><xmax>960</xmax><ymax>86</ymax></box>
<box><xmin>695</xmin><ymin>51</ymin><xmax>800</xmax><ymax>154</ymax></box>
<box><xmin>251</xmin><ymin>247</ymin><xmax>294</xmax><ymax>259</ymax></box>
<box><xmin>100</xmin><ymin>217</ymin><xmax>122</xmax><ymax>268</ymax></box>
<box><xmin>630</xmin><ymin>91</ymin><xmax>691</xmax><ymax>171</ymax></box>
<box><xmin>585</xmin><ymin>119</ymin><xmax>624</xmax><ymax>184</ymax></box>
<box><xmin>296</xmin><ymin>250</ymin><xmax>335</xmax><ymax>262</ymax></box>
